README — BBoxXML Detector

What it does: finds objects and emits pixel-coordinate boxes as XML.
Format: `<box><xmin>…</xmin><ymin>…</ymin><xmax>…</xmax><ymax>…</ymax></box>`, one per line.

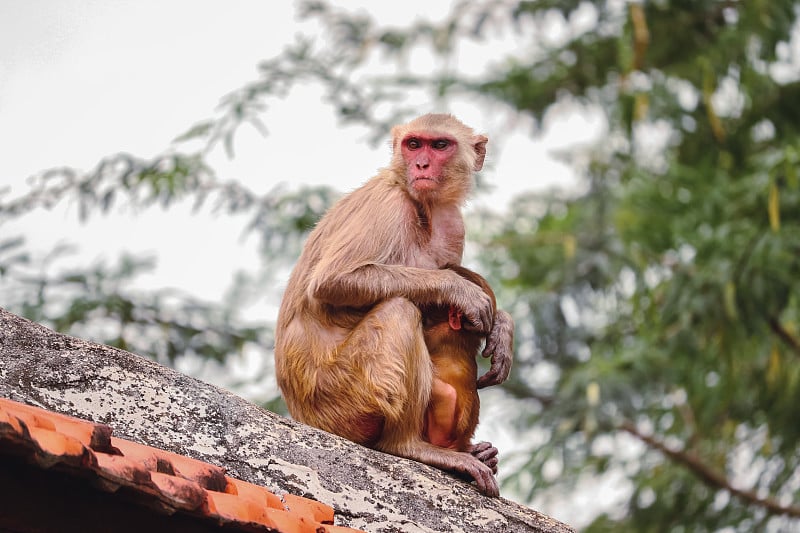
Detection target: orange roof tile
<box><xmin>0</xmin><ymin>397</ymin><xmax>365</xmax><ymax>533</ymax></box>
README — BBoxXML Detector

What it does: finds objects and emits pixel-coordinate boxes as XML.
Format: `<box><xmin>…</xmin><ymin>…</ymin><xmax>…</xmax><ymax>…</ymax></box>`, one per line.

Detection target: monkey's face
<box><xmin>400</xmin><ymin>133</ymin><xmax>459</xmax><ymax>194</ymax></box>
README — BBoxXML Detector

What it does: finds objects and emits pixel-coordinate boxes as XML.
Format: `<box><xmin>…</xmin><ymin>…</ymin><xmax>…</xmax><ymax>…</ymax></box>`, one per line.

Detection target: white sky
<box><xmin>0</xmin><ymin>1</ymin><xmax>604</xmax><ymax>303</ymax></box>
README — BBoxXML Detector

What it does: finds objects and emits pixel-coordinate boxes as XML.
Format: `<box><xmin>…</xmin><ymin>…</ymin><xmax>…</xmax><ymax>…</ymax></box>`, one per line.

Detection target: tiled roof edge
<box><xmin>0</xmin><ymin>397</ymin><xmax>365</xmax><ymax>533</ymax></box>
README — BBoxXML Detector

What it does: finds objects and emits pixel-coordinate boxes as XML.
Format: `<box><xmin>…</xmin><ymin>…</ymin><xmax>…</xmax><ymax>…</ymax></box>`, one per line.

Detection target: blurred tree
<box><xmin>0</xmin><ymin>151</ymin><xmax>337</xmax><ymax>409</ymax></box>
<box><xmin>2</xmin><ymin>1</ymin><xmax>800</xmax><ymax>530</ymax></box>
<box><xmin>184</xmin><ymin>0</ymin><xmax>799</xmax><ymax>530</ymax></box>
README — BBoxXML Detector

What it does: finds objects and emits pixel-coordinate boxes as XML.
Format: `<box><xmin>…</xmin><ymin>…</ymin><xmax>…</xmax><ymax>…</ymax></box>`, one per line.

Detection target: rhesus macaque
<box><xmin>421</xmin><ymin>265</ymin><xmax>511</xmax><ymax>472</ymax></box>
<box><xmin>274</xmin><ymin>114</ymin><xmax>514</xmax><ymax>497</ymax></box>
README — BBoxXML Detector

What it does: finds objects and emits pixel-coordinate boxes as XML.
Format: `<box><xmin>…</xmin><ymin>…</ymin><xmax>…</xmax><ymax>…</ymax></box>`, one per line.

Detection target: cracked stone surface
<box><xmin>0</xmin><ymin>307</ymin><xmax>573</xmax><ymax>533</ymax></box>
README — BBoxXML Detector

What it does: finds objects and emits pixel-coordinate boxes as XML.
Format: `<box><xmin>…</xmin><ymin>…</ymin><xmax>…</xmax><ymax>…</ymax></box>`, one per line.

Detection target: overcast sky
<box><xmin>0</xmin><ymin>1</ymin><xmax>606</xmax><ymax>303</ymax></box>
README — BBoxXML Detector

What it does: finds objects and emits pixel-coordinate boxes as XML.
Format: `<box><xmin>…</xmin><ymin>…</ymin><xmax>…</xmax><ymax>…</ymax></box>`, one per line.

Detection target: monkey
<box><xmin>421</xmin><ymin>265</ymin><xmax>513</xmax><ymax>464</ymax></box>
<box><xmin>274</xmin><ymin>113</ymin><xmax>514</xmax><ymax>497</ymax></box>
<box><xmin>421</xmin><ymin>264</ymin><xmax>512</xmax><ymax>476</ymax></box>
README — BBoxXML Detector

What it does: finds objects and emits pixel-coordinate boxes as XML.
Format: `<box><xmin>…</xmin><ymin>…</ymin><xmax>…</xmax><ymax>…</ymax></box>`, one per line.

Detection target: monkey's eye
<box><xmin>432</xmin><ymin>139</ymin><xmax>450</xmax><ymax>150</ymax></box>
<box><xmin>406</xmin><ymin>138</ymin><xmax>421</xmax><ymax>150</ymax></box>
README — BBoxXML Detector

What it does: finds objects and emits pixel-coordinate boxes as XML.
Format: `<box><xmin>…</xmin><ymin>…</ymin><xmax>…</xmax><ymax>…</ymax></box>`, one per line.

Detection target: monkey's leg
<box><xmin>283</xmin><ymin>296</ymin><xmax>430</xmax><ymax>446</ymax></box>
<box><xmin>337</xmin><ymin>296</ymin><xmax>433</xmax><ymax>438</ymax></box>
<box><xmin>424</xmin><ymin>378</ymin><xmax>458</xmax><ymax>448</ymax></box>
<box><xmin>336</xmin><ymin>297</ymin><xmax>499</xmax><ymax>497</ymax></box>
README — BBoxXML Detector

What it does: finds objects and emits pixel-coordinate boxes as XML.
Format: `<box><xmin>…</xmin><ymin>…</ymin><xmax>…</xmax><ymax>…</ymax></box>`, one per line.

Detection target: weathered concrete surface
<box><xmin>0</xmin><ymin>307</ymin><xmax>573</xmax><ymax>533</ymax></box>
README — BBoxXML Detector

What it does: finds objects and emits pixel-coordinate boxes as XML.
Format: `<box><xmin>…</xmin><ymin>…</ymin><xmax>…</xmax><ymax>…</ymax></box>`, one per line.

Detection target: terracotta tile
<box><xmin>263</xmin><ymin>507</ymin><xmax>321</xmax><ymax>533</ymax></box>
<box><xmin>0</xmin><ymin>398</ymin><xmax>114</xmax><ymax>452</ymax></box>
<box><xmin>0</xmin><ymin>398</ymin><xmax>368</xmax><ymax>533</ymax></box>
<box><xmin>225</xmin><ymin>476</ymin><xmax>284</xmax><ymax>510</ymax></box>
<box><xmin>27</xmin><ymin>426</ymin><xmax>86</xmax><ymax>459</ymax></box>
<box><xmin>207</xmin><ymin>490</ymin><xmax>272</xmax><ymax>526</ymax></box>
<box><xmin>283</xmin><ymin>492</ymin><xmax>335</xmax><ymax>524</ymax></box>
<box><xmin>109</xmin><ymin>436</ymin><xmax>166</xmax><ymax>473</ymax></box>
<box><xmin>94</xmin><ymin>452</ymin><xmax>155</xmax><ymax>487</ymax></box>
<box><xmin>150</xmin><ymin>471</ymin><xmax>207</xmax><ymax>510</ymax></box>
<box><xmin>0</xmin><ymin>406</ymin><xmax>26</xmax><ymax>434</ymax></box>
<box><xmin>113</xmin><ymin>437</ymin><xmax>227</xmax><ymax>492</ymax></box>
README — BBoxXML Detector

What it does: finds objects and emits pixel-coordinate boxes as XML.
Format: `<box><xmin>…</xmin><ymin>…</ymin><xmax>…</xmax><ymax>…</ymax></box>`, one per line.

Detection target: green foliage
<box><xmin>469</xmin><ymin>2</ymin><xmax>800</xmax><ymax>530</ymax></box>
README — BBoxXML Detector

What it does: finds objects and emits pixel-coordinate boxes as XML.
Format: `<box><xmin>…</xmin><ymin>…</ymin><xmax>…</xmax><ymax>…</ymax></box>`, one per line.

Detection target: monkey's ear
<box><xmin>473</xmin><ymin>135</ymin><xmax>488</xmax><ymax>171</ymax></box>
<box><xmin>391</xmin><ymin>125</ymin><xmax>403</xmax><ymax>155</ymax></box>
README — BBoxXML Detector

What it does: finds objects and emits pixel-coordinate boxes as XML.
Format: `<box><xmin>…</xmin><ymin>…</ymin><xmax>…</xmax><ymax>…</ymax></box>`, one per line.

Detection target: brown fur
<box><xmin>274</xmin><ymin>114</ymin><xmax>511</xmax><ymax>497</ymax></box>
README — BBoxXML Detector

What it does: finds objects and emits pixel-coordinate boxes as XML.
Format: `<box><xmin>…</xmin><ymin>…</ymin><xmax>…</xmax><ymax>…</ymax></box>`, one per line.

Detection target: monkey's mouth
<box><xmin>412</xmin><ymin>176</ymin><xmax>439</xmax><ymax>189</ymax></box>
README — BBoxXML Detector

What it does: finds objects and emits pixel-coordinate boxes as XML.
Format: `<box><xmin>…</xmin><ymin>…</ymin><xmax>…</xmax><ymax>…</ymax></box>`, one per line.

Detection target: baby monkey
<box><xmin>421</xmin><ymin>264</ymin><xmax>509</xmax><ymax>474</ymax></box>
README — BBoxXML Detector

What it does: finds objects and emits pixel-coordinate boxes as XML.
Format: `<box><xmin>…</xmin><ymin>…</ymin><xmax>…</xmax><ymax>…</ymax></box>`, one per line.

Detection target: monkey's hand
<box><xmin>477</xmin><ymin>309</ymin><xmax>514</xmax><ymax>388</ymax></box>
<box><xmin>469</xmin><ymin>441</ymin><xmax>499</xmax><ymax>474</ymax></box>
<box><xmin>448</xmin><ymin>274</ymin><xmax>494</xmax><ymax>334</ymax></box>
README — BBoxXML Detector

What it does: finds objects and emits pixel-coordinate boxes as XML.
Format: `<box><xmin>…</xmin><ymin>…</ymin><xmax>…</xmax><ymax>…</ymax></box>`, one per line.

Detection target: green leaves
<box><xmin>462</xmin><ymin>1</ymin><xmax>800</xmax><ymax>528</ymax></box>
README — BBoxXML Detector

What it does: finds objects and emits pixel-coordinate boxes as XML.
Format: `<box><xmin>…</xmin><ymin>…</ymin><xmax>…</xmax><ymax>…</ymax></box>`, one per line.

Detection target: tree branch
<box><xmin>767</xmin><ymin>315</ymin><xmax>800</xmax><ymax>358</ymax></box>
<box><xmin>620</xmin><ymin>421</ymin><xmax>800</xmax><ymax>519</ymax></box>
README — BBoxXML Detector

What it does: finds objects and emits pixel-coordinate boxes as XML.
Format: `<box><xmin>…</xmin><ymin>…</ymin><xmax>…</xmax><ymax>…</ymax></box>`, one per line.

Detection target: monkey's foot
<box><xmin>450</xmin><ymin>455</ymin><xmax>499</xmax><ymax>498</ymax></box>
<box><xmin>469</xmin><ymin>441</ymin><xmax>499</xmax><ymax>474</ymax></box>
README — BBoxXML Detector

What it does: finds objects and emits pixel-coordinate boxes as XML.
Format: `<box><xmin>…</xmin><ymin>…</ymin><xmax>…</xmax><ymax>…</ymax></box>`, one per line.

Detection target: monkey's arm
<box><xmin>311</xmin><ymin>263</ymin><xmax>494</xmax><ymax>334</ymax></box>
<box><xmin>477</xmin><ymin>309</ymin><xmax>514</xmax><ymax>388</ymax></box>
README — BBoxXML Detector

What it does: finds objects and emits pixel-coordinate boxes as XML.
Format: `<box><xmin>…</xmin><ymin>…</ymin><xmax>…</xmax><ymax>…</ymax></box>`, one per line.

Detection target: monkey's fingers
<box><xmin>478</xmin><ymin>311</ymin><xmax>514</xmax><ymax>388</ymax></box>
<box><xmin>462</xmin><ymin>462</ymin><xmax>499</xmax><ymax>498</ymax></box>
<box><xmin>456</xmin><ymin>282</ymin><xmax>494</xmax><ymax>333</ymax></box>
<box><xmin>477</xmin><ymin>352</ymin><xmax>512</xmax><ymax>389</ymax></box>
<box><xmin>462</xmin><ymin>319</ymin><xmax>491</xmax><ymax>334</ymax></box>
<box><xmin>482</xmin><ymin>330</ymin><xmax>504</xmax><ymax>359</ymax></box>
<box><xmin>470</xmin><ymin>441</ymin><xmax>499</xmax><ymax>474</ymax></box>
<box><xmin>461</xmin><ymin>301</ymin><xmax>493</xmax><ymax>334</ymax></box>
<box><xmin>470</xmin><ymin>441</ymin><xmax>498</xmax><ymax>459</ymax></box>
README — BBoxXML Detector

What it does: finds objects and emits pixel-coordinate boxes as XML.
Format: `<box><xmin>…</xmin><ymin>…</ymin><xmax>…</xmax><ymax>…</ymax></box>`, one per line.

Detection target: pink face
<box><xmin>400</xmin><ymin>134</ymin><xmax>459</xmax><ymax>192</ymax></box>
